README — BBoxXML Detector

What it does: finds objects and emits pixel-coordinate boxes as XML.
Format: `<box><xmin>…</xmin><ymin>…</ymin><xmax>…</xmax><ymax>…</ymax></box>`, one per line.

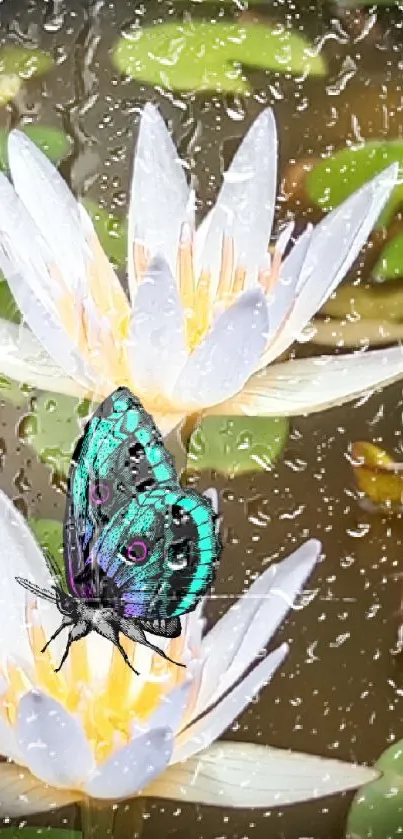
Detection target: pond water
<box><xmin>2</xmin><ymin>1</ymin><xmax>403</xmax><ymax>837</ymax></box>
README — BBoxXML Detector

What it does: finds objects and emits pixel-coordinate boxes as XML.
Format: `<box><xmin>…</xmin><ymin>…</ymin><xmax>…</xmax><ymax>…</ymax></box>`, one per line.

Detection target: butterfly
<box><xmin>16</xmin><ymin>387</ymin><xmax>222</xmax><ymax>674</ymax></box>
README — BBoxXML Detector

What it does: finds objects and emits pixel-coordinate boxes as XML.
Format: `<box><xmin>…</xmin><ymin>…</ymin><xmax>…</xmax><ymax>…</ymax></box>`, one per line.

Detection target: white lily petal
<box><xmin>128</xmin><ymin>255</ymin><xmax>187</xmax><ymax>395</ymax></box>
<box><xmin>173</xmin><ymin>644</ymin><xmax>288</xmax><ymax>764</ymax></box>
<box><xmin>196</xmin><ymin>109</ymin><xmax>277</xmax><ymax>298</ymax></box>
<box><xmin>0</xmin><ymin>761</ymin><xmax>81</xmax><ymax>816</ymax></box>
<box><xmin>173</xmin><ymin>289</ymin><xmax>269</xmax><ymax>408</ymax></box>
<box><xmin>0</xmin><ymin>715</ymin><xmax>23</xmax><ymax>763</ymax></box>
<box><xmin>0</xmin><ymin>319</ymin><xmax>87</xmax><ymax>397</ymax></box>
<box><xmin>0</xmin><ymin>490</ymin><xmax>61</xmax><ymax>668</ymax></box>
<box><xmin>263</xmin><ymin>163</ymin><xmax>399</xmax><ymax>363</ymax></box>
<box><xmin>134</xmin><ymin>681</ymin><xmax>192</xmax><ymax>738</ymax></box>
<box><xmin>194</xmin><ymin>540</ymin><xmax>320</xmax><ymax>718</ymax></box>
<box><xmin>128</xmin><ymin>103</ymin><xmax>190</xmax><ymax>296</ymax></box>
<box><xmin>148</xmin><ymin>741</ymin><xmax>378</xmax><ymax>807</ymax></box>
<box><xmin>218</xmin><ymin>347</ymin><xmax>403</xmax><ymax>417</ymax></box>
<box><xmin>17</xmin><ymin>691</ymin><xmax>94</xmax><ymax>789</ymax></box>
<box><xmin>8</xmin><ymin>130</ymin><xmax>87</xmax><ymax>295</ymax></box>
<box><xmin>0</xmin><ymin>175</ymin><xmax>94</xmax><ymax>386</ymax></box>
<box><xmin>256</xmin><ymin>225</ymin><xmax>314</xmax><ymax>371</ymax></box>
<box><xmin>85</xmin><ymin>727</ymin><xmax>173</xmax><ymax>800</ymax></box>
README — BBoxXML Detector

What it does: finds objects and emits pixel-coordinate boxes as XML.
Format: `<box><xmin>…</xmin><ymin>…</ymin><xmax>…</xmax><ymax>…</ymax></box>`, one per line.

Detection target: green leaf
<box><xmin>306</xmin><ymin>141</ymin><xmax>403</xmax><ymax>227</ymax></box>
<box><xmin>373</xmin><ymin>232</ymin><xmax>403</xmax><ymax>282</ymax></box>
<box><xmin>0</xmin><ymin>46</ymin><xmax>54</xmax><ymax>80</ymax></box>
<box><xmin>19</xmin><ymin>393</ymin><xmax>92</xmax><ymax>477</ymax></box>
<box><xmin>112</xmin><ymin>21</ymin><xmax>326</xmax><ymax>94</ymax></box>
<box><xmin>0</xmin><ymin>831</ymin><xmax>81</xmax><ymax>838</ymax></box>
<box><xmin>187</xmin><ymin>415</ymin><xmax>289</xmax><ymax>476</ymax></box>
<box><xmin>82</xmin><ymin>199</ymin><xmax>128</xmax><ymax>268</ymax></box>
<box><xmin>0</xmin><ymin>125</ymin><xmax>71</xmax><ymax>171</ymax></box>
<box><xmin>28</xmin><ymin>517</ymin><xmax>65</xmax><ymax>582</ymax></box>
<box><xmin>0</xmin><ymin>277</ymin><xmax>20</xmax><ymax>323</ymax></box>
<box><xmin>347</xmin><ymin>741</ymin><xmax>403</xmax><ymax>839</ymax></box>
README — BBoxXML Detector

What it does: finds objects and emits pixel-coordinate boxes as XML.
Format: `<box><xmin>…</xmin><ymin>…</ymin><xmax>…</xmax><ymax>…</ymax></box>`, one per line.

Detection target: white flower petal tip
<box><xmin>193</xmin><ymin>539</ymin><xmax>319</xmax><ymax>719</ymax></box>
<box><xmin>148</xmin><ymin>742</ymin><xmax>379</xmax><ymax>808</ymax></box>
<box><xmin>85</xmin><ymin>727</ymin><xmax>173</xmax><ymax>800</ymax></box>
<box><xmin>202</xmin><ymin>487</ymin><xmax>219</xmax><ymax>516</ymax></box>
<box><xmin>0</xmin><ymin>762</ymin><xmax>82</xmax><ymax>817</ymax></box>
<box><xmin>17</xmin><ymin>691</ymin><xmax>94</xmax><ymax>790</ymax></box>
<box><xmin>173</xmin><ymin>643</ymin><xmax>289</xmax><ymax>764</ymax></box>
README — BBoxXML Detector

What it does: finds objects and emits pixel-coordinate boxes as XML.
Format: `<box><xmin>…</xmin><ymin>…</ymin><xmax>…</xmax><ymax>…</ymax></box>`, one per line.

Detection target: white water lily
<box><xmin>0</xmin><ymin>489</ymin><xmax>376</xmax><ymax>815</ymax></box>
<box><xmin>0</xmin><ymin>105</ymin><xmax>402</xmax><ymax>435</ymax></box>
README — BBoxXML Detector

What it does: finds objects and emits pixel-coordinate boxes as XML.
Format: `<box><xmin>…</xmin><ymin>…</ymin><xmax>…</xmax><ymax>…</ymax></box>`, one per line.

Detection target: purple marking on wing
<box><xmin>89</xmin><ymin>482</ymin><xmax>110</xmax><ymax>505</ymax></box>
<box><xmin>127</xmin><ymin>540</ymin><xmax>148</xmax><ymax>564</ymax></box>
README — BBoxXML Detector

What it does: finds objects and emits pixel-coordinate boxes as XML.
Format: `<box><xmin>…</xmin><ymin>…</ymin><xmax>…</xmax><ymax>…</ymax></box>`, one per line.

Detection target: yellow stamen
<box><xmin>5</xmin><ymin>599</ymin><xmax>186</xmax><ymax>764</ymax></box>
<box><xmin>217</xmin><ymin>235</ymin><xmax>234</xmax><ymax>301</ymax></box>
<box><xmin>134</xmin><ymin>241</ymin><xmax>150</xmax><ymax>282</ymax></box>
<box><xmin>66</xmin><ymin>640</ymin><xmax>90</xmax><ymax>711</ymax></box>
<box><xmin>232</xmin><ymin>266</ymin><xmax>247</xmax><ymax>296</ymax></box>
<box><xmin>104</xmin><ymin>638</ymin><xmax>136</xmax><ymax>714</ymax></box>
<box><xmin>26</xmin><ymin>600</ymin><xmax>67</xmax><ymax>704</ymax></box>
<box><xmin>262</xmin><ymin>247</ymin><xmax>282</xmax><ymax>295</ymax></box>
<box><xmin>190</xmin><ymin>271</ymin><xmax>211</xmax><ymax>349</ymax></box>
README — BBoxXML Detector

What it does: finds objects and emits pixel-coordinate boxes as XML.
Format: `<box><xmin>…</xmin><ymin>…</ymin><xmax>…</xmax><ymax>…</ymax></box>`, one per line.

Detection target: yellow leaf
<box><xmin>351</xmin><ymin>441</ymin><xmax>403</xmax><ymax>507</ymax></box>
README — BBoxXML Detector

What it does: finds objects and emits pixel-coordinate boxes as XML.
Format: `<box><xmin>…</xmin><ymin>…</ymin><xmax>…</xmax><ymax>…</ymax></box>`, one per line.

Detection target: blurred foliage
<box><xmin>82</xmin><ymin>199</ymin><xmax>127</xmax><ymax>268</ymax></box>
<box><xmin>306</xmin><ymin>141</ymin><xmax>403</xmax><ymax>227</ymax></box>
<box><xmin>304</xmin><ymin>143</ymin><xmax>403</xmax><ymax>285</ymax></box>
<box><xmin>350</xmin><ymin>441</ymin><xmax>403</xmax><ymax>509</ymax></box>
<box><xmin>373</xmin><ymin>231</ymin><xmax>403</xmax><ymax>282</ymax></box>
<box><xmin>347</xmin><ymin>740</ymin><xmax>403</xmax><ymax>838</ymax></box>
<box><xmin>113</xmin><ymin>21</ymin><xmax>326</xmax><ymax>94</ymax></box>
<box><xmin>321</xmin><ymin>281</ymin><xmax>403</xmax><ymax>321</ymax></box>
<box><xmin>20</xmin><ymin>394</ymin><xmax>92</xmax><ymax>478</ymax></box>
<box><xmin>29</xmin><ymin>517</ymin><xmax>65</xmax><ymax>582</ymax></box>
<box><xmin>0</xmin><ymin>46</ymin><xmax>54</xmax><ymax>107</ymax></box>
<box><xmin>187</xmin><ymin>415</ymin><xmax>289</xmax><ymax>476</ymax></box>
<box><xmin>0</xmin><ymin>125</ymin><xmax>71</xmax><ymax>170</ymax></box>
<box><xmin>0</xmin><ymin>46</ymin><xmax>54</xmax><ymax>79</ymax></box>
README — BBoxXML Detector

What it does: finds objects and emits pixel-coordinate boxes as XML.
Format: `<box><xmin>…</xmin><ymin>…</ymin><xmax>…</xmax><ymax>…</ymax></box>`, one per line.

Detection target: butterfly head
<box><xmin>55</xmin><ymin>587</ymin><xmax>78</xmax><ymax>617</ymax></box>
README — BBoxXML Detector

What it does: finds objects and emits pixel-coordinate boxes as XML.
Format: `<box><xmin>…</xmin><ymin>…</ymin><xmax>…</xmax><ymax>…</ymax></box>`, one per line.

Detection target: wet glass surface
<box><xmin>2</xmin><ymin>1</ymin><xmax>403</xmax><ymax>836</ymax></box>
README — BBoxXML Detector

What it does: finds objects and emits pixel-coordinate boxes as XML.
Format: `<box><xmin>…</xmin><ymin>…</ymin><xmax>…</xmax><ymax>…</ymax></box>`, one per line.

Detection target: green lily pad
<box><xmin>0</xmin><ymin>125</ymin><xmax>71</xmax><ymax>170</ymax></box>
<box><xmin>347</xmin><ymin>741</ymin><xmax>403</xmax><ymax>839</ymax></box>
<box><xmin>112</xmin><ymin>21</ymin><xmax>326</xmax><ymax>94</ymax></box>
<box><xmin>373</xmin><ymin>232</ymin><xmax>403</xmax><ymax>282</ymax></box>
<box><xmin>0</xmin><ymin>46</ymin><xmax>54</xmax><ymax>80</ymax></box>
<box><xmin>82</xmin><ymin>199</ymin><xmax>128</xmax><ymax>268</ymax></box>
<box><xmin>28</xmin><ymin>517</ymin><xmax>65</xmax><ymax>582</ymax></box>
<box><xmin>0</xmin><ymin>376</ymin><xmax>33</xmax><ymax>407</ymax></box>
<box><xmin>306</xmin><ymin>141</ymin><xmax>403</xmax><ymax>228</ymax></box>
<box><xmin>0</xmin><ymin>74</ymin><xmax>21</xmax><ymax>107</ymax></box>
<box><xmin>187</xmin><ymin>415</ymin><xmax>289</xmax><ymax>476</ymax></box>
<box><xmin>20</xmin><ymin>393</ymin><xmax>92</xmax><ymax>477</ymax></box>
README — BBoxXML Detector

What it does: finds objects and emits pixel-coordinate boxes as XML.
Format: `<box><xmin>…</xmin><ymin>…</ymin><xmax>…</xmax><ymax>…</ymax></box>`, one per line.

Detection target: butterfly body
<box><xmin>17</xmin><ymin>388</ymin><xmax>222</xmax><ymax>672</ymax></box>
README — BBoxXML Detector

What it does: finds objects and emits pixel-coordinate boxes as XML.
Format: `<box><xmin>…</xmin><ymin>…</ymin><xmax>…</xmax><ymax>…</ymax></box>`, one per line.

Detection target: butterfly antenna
<box><xmin>15</xmin><ymin>577</ymin><xmax>57</xmax><ymax>604</ymax></box>
<box><xmin>43</xmin><ymin>549</ymin><xmax>65</xmax><ymax>588</ymax></box>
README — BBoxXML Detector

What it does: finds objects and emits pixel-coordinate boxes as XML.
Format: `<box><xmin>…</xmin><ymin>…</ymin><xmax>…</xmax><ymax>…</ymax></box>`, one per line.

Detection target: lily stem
<box><xmin>80</xmin><ymin>797</ymin><xmax>145</xmax><ymax>839</ymax></box>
